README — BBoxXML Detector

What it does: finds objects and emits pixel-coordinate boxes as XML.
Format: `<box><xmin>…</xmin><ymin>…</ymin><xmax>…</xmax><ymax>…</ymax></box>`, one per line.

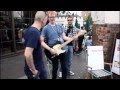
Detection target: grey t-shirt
<box><xmin>41</xmin><ymin>23</ymin><xmax>64</xmax><ymax>47</ymax></box>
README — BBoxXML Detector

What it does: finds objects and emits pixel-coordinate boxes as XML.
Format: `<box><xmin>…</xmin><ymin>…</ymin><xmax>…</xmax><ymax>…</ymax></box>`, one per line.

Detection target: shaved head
<box><xmin>35</xmin><ymin>11</ymin><xmax>46</xmax><ymax>22</ymax></box>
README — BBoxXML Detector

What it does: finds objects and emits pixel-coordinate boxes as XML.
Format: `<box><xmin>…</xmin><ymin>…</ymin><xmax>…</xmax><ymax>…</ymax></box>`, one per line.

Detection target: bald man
<box><xmin>24</xmin><ymin>11</ymin><xmax>48</xmax><ymax>79</ymax></box>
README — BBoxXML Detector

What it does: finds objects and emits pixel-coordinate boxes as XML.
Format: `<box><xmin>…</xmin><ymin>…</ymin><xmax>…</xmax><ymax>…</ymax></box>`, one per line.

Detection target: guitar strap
<box><xmin>50</xmin><ymin>24</ymin><xmax>63</xmax><ymax>44</ymax></box>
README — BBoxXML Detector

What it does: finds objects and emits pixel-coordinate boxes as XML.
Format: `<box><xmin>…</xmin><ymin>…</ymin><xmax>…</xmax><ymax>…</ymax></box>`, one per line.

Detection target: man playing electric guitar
<box><xmin>45</xmin><ymin>32</ymin><xmax>85</xmax><ymax>59</ymax></box>
<box><xmin>41</xmin><ymin>11</ymin><xmax>86</xmax><ymax>79</ymax></box>
<box><xmin>41</xmin><ymin>11</ymin><xmax>71</xmax><ymax>79</ymax></box>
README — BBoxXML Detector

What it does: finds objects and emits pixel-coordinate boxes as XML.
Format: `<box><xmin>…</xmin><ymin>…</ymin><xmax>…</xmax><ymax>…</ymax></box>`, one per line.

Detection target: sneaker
<box><xmin>68</xmin><ymin>71</ymin><xmax>75</xmax><ymax>76</ymax></box>
<box><xmin>58</xmin><ymin>72</ymin><xmax>62</xmax><ymax>78</ymax></box>
<box><xmin>74</xmin><ymin>52</ymin><xmax>80</xmax><ymax>55</ymax></box>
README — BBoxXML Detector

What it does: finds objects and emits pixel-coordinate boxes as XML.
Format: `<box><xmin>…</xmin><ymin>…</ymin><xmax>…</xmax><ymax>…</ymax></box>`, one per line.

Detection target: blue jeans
<box><xmin>65</xmin><ymin>45</ymin><xmax>73</xmax><ymax>72</ymax></box>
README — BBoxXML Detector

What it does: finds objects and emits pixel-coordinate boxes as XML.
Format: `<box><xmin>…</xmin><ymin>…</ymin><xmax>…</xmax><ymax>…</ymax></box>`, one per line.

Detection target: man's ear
<box><xmin>37</xmin><ymin>17</ymin><xmax>41</xmax><ymax>22</ymax></box>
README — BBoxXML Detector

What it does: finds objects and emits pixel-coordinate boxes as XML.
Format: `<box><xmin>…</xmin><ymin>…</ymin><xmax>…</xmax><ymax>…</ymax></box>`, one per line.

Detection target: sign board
<box><xmin>87</xmin><ymin>46</ymin><xmax>104</xmax><ymax>70</ymax></box>
<box><xmin>111</xmin><ymin>39</ymin><xmax>120</xmax><ymax>75</ymax></box>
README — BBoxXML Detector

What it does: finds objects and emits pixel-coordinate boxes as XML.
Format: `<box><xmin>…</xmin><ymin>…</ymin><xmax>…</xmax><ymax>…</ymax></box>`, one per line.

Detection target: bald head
<box><xmin>34</xmin><ymin>11</ymin><xmax>46</xmax><ymax>22</ymax></box>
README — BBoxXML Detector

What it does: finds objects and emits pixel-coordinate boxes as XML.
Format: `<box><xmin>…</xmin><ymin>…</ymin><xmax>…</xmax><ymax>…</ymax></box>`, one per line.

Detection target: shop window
<box><xmin>0</xmin><ymin>11</ymin><xmax>35</xmax><ymax>57</ymax></box>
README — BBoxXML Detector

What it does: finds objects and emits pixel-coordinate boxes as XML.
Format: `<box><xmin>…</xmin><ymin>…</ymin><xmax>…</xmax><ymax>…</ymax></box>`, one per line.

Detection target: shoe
<box><xmin>58</xmin><ymin>72</ymin><xmax>62</xmax><ymax>78</ymax></box>
<box><xmin>68</xmin><ymin>71</ymin><xmax>75</xmax><ymax>76</ymax></box>
<box><xmin>74</xmin><ymin>52</ymin><xmax>80</xmax><ymax>55</ymax></box>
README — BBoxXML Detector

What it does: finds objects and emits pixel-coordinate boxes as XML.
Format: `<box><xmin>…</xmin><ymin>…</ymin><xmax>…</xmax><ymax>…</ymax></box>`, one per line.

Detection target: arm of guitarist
<box><xmin>41</xmin><ymin>36</ymin><xmax>57</xmax><ymax>55</ymax></box>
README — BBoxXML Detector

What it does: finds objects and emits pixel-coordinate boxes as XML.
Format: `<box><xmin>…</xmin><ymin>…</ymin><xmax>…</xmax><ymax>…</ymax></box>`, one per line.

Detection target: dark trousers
<box><xmin>78</xmin><ymin>36</ymin><xmax>84</xmax><ymax>51</ymax></box>
<box><xmin>24</xmin><ymin>64</ymin><xmax>48</xmax><ymax>79</ymax></box>
<box><xmin>50</xmin><ymin>53</ymin><xmax>67</xmax><ymax>79</ymax></box>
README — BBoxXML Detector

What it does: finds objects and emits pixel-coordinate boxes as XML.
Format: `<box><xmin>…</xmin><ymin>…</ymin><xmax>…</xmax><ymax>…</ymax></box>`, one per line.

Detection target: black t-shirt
<box><xmin>66</xmin><ymin>26</ymin><xmax>73</xmax><ymax>46</ymax></box>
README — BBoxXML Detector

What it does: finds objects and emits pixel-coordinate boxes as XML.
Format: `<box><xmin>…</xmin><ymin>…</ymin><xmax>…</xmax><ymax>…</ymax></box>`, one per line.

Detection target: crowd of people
<box><xmin>24</xmin><ymin>11</ymin><xmax>92</xmax><ymax>79</ymax></box>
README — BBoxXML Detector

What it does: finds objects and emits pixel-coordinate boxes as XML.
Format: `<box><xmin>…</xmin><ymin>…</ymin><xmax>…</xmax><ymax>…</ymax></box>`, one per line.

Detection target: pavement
<box><xmin>0</xmin><ymin>50</ymin><xmax>88</xmax><ymax>79</ymax></box>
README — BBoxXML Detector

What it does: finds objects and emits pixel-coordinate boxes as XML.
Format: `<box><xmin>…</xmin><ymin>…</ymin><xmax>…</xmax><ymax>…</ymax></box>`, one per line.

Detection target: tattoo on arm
<box><xmin>24</xmin><ymin>47</ymin><xmax>36</xmax><ymax>72</ymax></box>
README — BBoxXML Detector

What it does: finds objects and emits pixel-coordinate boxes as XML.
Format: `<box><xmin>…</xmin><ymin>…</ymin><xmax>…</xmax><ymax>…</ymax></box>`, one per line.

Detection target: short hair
<box><xmin>34</xmin><ymin>11</ymin><xmax>46</xmax><ymax>22</ymax></box>
<box><xmin>67</xmin><ymin>15</ymin><xmax>73</xmax><ymax>19</ymax></box>
<box><xmin>47</xmin><ymin>11</ymin><xmax>57</xmax><ymax>17</ymax></box>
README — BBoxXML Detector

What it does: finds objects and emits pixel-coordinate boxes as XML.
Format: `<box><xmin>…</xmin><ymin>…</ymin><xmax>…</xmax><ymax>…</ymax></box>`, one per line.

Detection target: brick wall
<box><xmin>92</xmin><ymin>24</ymin><xmax>120</xmax><ymax>63</ymax></box>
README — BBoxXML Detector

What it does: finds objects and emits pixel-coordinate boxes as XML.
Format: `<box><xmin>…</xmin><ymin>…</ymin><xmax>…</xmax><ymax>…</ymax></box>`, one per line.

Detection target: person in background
<box><xmin>85</xmin><ymin>35</ymin><xmax>92</xmax><ymax>47</ymax></box>
<box><xmin>75</xmin><ymin>26</ymin><xmax>85</xmax><ymax>55</ymax></box>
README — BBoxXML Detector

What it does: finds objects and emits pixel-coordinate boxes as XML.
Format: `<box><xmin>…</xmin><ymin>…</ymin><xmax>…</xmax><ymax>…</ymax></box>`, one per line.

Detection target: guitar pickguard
<box><xmin>53</xmin><ymin>44</ymin><xmax>66</xmax><ymax>55</ymax></box>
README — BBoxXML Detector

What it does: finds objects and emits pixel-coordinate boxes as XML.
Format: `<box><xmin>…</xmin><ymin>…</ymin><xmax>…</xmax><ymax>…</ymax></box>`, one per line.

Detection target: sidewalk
<box><xmin>0</xmin><ymin>50</ymin><xmax>87</xmax><ymax>79</ymax></box>
<box><xmin>0</xmin><ymin>54</ymin><xmax>25</xmax><ymax>79</ymax></box>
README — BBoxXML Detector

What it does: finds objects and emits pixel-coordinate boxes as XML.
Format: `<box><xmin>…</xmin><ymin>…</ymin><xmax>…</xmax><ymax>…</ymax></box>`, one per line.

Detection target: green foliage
<box><xmin>84</xmin><ymin>13</ymin><xmax>93</xmax><ymax>32</ymax></box>
<box><xmin>59</xmin><ymin>11</ymin><xmax>65</xmax><ymax>14</ymax></box>
<box><xmin>62</xmin><ymin>11</ymin><xmax>65</xmax><ymax>14</ymax></box>
<box><xmin>75</xmin><ymin>18</ymin><xmax>80</xmax><ymax>29</ymax></box>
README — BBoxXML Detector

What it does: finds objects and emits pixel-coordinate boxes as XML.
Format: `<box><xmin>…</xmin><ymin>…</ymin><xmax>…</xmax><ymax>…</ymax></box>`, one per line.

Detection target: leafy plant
<box><xmin>84</xmin><ymin>12</ymin><xmax>93</xmax><ymax>32</ymax></box>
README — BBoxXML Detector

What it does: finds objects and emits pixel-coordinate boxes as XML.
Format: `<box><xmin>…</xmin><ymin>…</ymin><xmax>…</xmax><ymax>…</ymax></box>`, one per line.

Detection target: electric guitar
<box><xmin>44</xmin><ymin>30</ymin><xmax>86</xmax><ymax>59</ymax></box>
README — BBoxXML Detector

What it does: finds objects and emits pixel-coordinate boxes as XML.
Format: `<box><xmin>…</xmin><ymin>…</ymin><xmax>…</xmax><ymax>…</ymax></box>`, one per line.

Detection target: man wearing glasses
<box><xmin>24</xmin><ymin>11</ymin><xmax>48</xmax><ymax>79</ymax></box>
<box><xmin>41</xmin><ymin>11</ymin><xmax>71</xmax><ymax>79</ymax></box>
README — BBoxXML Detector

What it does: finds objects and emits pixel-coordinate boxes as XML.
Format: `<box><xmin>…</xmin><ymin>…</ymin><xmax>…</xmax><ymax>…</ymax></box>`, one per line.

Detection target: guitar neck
<box><xmin>60</xmin><ymin>38</ymin><xmax>74</xmax><ymax>48</ymax></box>
<box><xmin>60</xmin><ymin>30</ymin><xmax>86</xmax><ymax>48</ymax></box>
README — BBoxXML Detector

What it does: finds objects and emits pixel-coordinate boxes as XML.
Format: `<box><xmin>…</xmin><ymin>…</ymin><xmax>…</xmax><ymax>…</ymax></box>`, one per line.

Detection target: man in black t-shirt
<box><xmin>63</xmin><ymin>15</ymin><xmax>80</xmax><ymax>76</ymax></box>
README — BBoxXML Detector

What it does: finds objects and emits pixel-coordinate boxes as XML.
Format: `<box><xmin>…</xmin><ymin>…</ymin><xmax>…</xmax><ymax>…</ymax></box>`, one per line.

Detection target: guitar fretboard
<box><xmin>60</xmin><ymin>38</ymin><xmax>75</xmax><ymax>48</ymax></box>
<box><xmin>60</xmin><ymin>30</ymin><xmax>85</xmax><ymax>48</ymax></box>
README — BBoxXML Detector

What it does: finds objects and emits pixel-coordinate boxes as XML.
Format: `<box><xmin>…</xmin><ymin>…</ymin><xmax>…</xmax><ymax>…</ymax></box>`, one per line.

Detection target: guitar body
<box><xmin>44</xmin><ymin>44</ymin><xmax>66</xmax><ymax>59</ymax></box>
<box><xmin>53</xmin><ymin>44</ymin><xmax>66</xmax><ymax>55</ymax></box>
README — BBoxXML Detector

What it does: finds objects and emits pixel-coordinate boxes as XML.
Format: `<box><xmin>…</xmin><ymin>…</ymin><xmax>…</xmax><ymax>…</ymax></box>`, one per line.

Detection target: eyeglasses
<box><xmin>48</xmin><ymin>16</ymin><xmax>56</xmax><ymax>18</ymax></box>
